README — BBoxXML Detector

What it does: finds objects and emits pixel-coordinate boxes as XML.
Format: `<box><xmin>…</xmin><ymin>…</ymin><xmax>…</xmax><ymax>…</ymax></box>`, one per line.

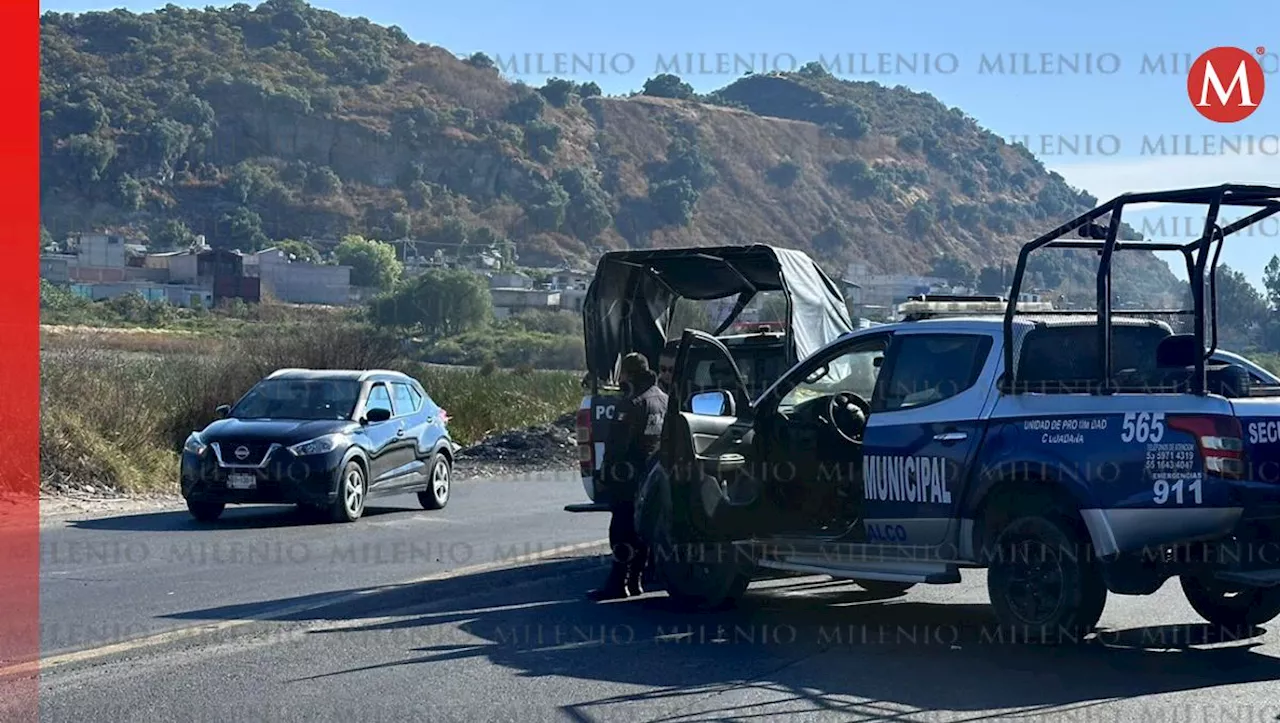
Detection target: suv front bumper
<box><xmin>180</xmin><ymin>447</ymin><xmax>346</xmax><ymax>507</ymax></box>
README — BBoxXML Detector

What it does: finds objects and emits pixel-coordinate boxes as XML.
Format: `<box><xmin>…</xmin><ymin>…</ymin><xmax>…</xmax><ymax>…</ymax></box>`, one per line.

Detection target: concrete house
<box><xmin>244</xmin><ymin>248</ymin><xmax>352</xmax><ymax>306</ymax></box>
<box><xmin>490</xmin><ymin>288</ymin><xmax>561</xmax><ymax>319</ymax></box>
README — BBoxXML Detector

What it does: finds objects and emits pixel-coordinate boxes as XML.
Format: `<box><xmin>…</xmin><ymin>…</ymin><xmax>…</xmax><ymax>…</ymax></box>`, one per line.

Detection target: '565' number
<box><xmin>1121</xmin><ymin>412</ymin><xmax>1165</xmax><ymax>444</ymax></box>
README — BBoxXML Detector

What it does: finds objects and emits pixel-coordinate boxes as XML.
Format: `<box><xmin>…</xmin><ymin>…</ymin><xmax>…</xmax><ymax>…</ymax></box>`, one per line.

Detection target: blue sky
<box><xmin>44</xmin><ymin>0</ymin><xmax>1280</xmax><ymax>291</ymax></box>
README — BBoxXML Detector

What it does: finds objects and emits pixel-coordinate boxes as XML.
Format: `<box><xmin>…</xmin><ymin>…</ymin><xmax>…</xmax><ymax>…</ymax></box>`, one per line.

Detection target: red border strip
<box><xmin>0</xmin><ymin>0</ymin><xmax>41</xmax><ymax>719</ymax></box>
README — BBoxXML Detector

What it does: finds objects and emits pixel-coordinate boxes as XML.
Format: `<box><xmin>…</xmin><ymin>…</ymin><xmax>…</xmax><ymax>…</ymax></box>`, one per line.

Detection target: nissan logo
<box><xmin>234</xmin><ymin>446</ymin><xmax>251</xmax><ymax>461</ymax></box>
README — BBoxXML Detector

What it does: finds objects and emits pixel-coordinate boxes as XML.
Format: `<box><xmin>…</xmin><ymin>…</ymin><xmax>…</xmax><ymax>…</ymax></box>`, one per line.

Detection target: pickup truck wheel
<box><xmin>1180</xmin><ymin>574</ymin><xmax>1280</xmax><ymax>629</ymax></box>
<box><xmin>856</xmin><ymin>580</ymin><xmax>915</xmax><ymax>596</ymax></box>
<box><xmin>986</xmin><ymin>514</ymin><xmax>1106</xmax><ymax>644</ymax></box>
<box><xmin>650</xmin><ymin>493</ymin><xmax>750</xmax><ymax>611</ymax></box>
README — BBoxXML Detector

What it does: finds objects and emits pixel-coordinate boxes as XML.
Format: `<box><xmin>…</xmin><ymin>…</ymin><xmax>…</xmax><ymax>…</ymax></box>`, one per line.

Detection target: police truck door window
<box><xmin>875</xmin><ymin>335</ymin><xmax>987</xmax><ymax>412</ymax></box>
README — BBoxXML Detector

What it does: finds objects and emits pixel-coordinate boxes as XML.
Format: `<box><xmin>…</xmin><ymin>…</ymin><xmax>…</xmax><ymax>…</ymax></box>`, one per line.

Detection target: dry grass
<box><xmin>41</xmin><ymin>325</ymin><xmax>223</xmax><ymax>356</ymax></box>
<box><xmin>40</xmin><ymin>325</ymin><xmax>582</xmax><ymax>494</ymax></box>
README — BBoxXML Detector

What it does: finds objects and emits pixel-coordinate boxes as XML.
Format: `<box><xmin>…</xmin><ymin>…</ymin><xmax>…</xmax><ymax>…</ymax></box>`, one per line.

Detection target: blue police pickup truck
<box><xmin>638</xmin><ymin>183</ymin><xmax>1280</xmax><ymax>642</ymax></box>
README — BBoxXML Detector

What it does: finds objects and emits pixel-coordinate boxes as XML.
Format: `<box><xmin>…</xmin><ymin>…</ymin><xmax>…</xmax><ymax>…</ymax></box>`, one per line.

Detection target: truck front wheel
<box><xmin>986</xmin><ymin>513</ymin><xmax>1107</xmax><ymax>644</ymax></box>
<box><xmin>1180</xmin><ymin>574</ymin><xmax>1280</xmax><ymax>630</ymax></box>
<box><xmin>650</xmin><ymin>489</ymin><xmax>750</xmax><ymax>611</ymax></box>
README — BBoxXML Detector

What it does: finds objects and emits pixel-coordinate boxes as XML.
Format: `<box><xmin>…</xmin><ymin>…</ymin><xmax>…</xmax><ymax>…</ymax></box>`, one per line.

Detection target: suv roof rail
<box><xmin>267</xmin><ymin>368</ymin><xmax>307</xmax><ymax>378</ymax></box>
<box><xmin>906</xmin><ymin>293</ymin><xmax>1006</xmax><ymax>303</ymax></box>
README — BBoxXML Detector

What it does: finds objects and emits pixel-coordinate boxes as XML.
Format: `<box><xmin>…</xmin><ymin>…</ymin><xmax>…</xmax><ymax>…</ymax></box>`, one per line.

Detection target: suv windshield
<box><xmin>779</xmin><ymin>339</ymin><xmax>885</xmax><ymax>409</ymax></box>
<box><xmin>231</xmin><ymin>379</ymin><xmax>362</xmax><ymax>421</ymax></box>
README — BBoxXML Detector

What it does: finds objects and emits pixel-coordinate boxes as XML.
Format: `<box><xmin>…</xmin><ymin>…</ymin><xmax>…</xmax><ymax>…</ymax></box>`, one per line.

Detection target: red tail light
<box><xmin>1168</xmin><ymin>415</ymin><xmax>1246</xmax><ymax>479</ymax></box>
<box><xmin>576</xmin><ymin>408</ymin><xmax>593</xmax><ymax>476</ymax></box>
<box><xmin>439</xmin><ymin>409</ymin><xmax>449</xmax><ymax>424</ymax></box>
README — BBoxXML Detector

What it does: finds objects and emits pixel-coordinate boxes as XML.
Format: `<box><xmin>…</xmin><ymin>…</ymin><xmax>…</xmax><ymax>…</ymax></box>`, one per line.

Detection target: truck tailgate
<box><xmin>1226</xmin><ymin>398</ymin><xmax>1280</xmax><ymax>523</ymax></box>
<box><xmin>1232</xmin><ymin>398</ymin><xmax>1280</xmax><ymax>484</ymax></box>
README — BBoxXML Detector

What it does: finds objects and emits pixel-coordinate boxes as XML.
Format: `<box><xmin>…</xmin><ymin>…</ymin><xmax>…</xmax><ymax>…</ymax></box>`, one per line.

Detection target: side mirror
<box><xmin>873</xmin><ymin>356</ymin><xmax>883</xmax><ymax>368</ymax></box>
<box><xmin>215</xmin><ymin>404</ymin><xmax>231</xmax><ymax>418</ymax></box>
<box><xmin>365</xmin><ymin>407</ymin><xmax>393</xmax><ymax>424</ymax></box>
<box><xmin>690</xmin><ymin>390</ymin><xmax>732</xmax><ymax>416</ymax></box>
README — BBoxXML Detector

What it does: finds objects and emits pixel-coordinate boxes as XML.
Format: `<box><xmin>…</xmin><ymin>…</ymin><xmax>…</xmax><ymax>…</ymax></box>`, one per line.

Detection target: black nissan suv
<box><xmin>180</xmin><ymin>368</ymin><xmax>457</xmax><ymax>524</ymax></box>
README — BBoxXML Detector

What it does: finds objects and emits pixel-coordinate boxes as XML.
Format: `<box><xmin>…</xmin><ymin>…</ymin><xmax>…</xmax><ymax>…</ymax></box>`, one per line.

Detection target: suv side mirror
<box><xmin>364</xmin><ymin>407</ymin><xmax>393</xmax><ymax>424</ymax></box>
<box><xmin>690</xmin><ymin>390</ymin><xmax>733</xmax><ymax>416</ymax></box>
<box><xmin>215</xmin><ymin>404</ymin><xmax>231</xmax><ymax>418</ymax></box>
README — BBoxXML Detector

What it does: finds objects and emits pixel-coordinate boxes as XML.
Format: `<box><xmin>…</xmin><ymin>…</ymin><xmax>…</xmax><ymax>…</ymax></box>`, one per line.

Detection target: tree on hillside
<box><xmin>977</xmin><ymin>266</ymin><xmax>1005</xmax><ymax>295</ymax></box>
<box><xmin>148</xmin><ymin>219</ymin><xmax>196</xmax><ymax>251</ymax></box>
<box><xmin>555</xmin><ymin>168</ymin><xmax>613</xmax><ymax>241</ymax></box>
<box><xmin>464</xmin><ymin>52</ymin><xmax>496</xmax><ymax>70</ymax></box>
<box><xmin>1214</xmin><ymin>264</ymin><xmax>1270</xmax><ymax>349</ymax></box>
<box><xmin>216</xmin><ymin>207</ymin><xmax>269</xmax><ymax>251</ymax></box>
<box><xmin>304</xmin><ymin>166</ymin><xmax>342</xmax><ymax>196</ymax></box>
<box><xmin>1264</xmin><ymin>256</ymin><xmax>1280</xmax><ymax>310</ymax></box>
<box><xmin>797</xmin><ymin>61</ymin><xmax>831</xmax><ymax>78</ymax></box>
<box><xmin>642</xmin><ymin>74</ymin><xmax>694</xmax><ymax>100</ymax></box>
<box><xmin>275</xmin><ymin>238</ymin><xmax>320</xmax><ymax>263</ymax></box>
<box><xmin>905</xmin><ymin>200</ymin><xmax>936</xmax><ymax>239</ymax></box>
<box><xmin>369</xmin><ymin>268</ymin><xmax>491</xmax><ymax>338</ymax></box>
<box><xmin>650</xmin><ymin>178</ymin><xmax>699</xmax><ymax>225</ymax></box>
<box><xmin>334</xmin><ymin>235</ymin><xmax>402</xmax><ymax>290</ymax></box>
<box><xmin>929</xmin><ymin>253</ymin><xmax>975</xmax><ymax>285</ymax></box>
<box><xmin>504</xmin><ymin>88</ymin><xmax>546</xmax><ymax>124</ymax></box>
<box><xmin>538</xmin><ymin>78</ymin><xmax>576</xmax><ymax>108</ymax></box>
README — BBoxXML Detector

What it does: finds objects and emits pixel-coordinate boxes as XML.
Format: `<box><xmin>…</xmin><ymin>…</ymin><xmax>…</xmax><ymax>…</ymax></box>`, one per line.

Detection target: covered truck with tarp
<box><xmin>567</xmin><ymin>244</ymin><xmax>853</xmax><ymax>512</ymax></box>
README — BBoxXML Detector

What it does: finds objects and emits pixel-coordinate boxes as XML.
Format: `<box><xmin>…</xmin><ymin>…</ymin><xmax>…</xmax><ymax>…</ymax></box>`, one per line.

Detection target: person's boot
<box><xmin>586</xmin><ymin>562</ymin><xmax>629</xmax><ymax>601</ymax></box>
<box><xmin>624</xmin><ymin>564</ymin><xmax>644</xmax><ymax>597</ymax></box>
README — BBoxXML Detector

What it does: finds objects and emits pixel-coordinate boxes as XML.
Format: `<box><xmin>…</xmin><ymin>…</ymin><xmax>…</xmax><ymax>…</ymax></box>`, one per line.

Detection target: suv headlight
<box><xmin>288</xmin><ymin>433</ymin><xmax>349</xmax><ymax>456</ymax></box>
<box><xmin>183</xmin><ymin>433</ymin><xmax>207</xmax><ymax>456</ymax></box>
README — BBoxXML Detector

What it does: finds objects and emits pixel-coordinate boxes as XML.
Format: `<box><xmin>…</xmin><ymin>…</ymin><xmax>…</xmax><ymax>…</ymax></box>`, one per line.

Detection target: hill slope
<box><xmin>39</xmin><ymin>0</ymin><xmax>1181</xmax><ymax>304</ymax></box>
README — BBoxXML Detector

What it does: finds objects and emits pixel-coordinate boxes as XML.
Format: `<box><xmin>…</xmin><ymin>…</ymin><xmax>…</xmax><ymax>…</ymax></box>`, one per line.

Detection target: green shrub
<box><xmin>422</xmin><ymin>327</ymin><xmax>585</xmax><ymax>371</ymax></box>
<box><xmin>538</xmin><ymin>78</ymin><xmax>576</xmax><ymax>108</ymax></box>
<box><xmin>649</xmin><ymin>178</ymin><xmax>699</xmax><ymax>225</ymax></box>
<box><xmin>410</xmin><ymin>364</ymin><xmax>581</xmax><ymax>443</ymax></box>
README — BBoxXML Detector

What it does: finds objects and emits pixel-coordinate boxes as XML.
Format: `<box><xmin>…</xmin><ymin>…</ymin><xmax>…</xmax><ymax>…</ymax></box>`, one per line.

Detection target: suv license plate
<box><xmin>227</xmin><ymin>473</ymin><xmax>256</xmax><ymax>490</ymax></box>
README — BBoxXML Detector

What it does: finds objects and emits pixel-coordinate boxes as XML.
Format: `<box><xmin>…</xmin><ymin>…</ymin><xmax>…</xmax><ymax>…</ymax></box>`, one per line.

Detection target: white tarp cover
<box><xmin>582</xmin><ymin>244</ymin><xmax>853</xmax><ymax>383</ymax></box>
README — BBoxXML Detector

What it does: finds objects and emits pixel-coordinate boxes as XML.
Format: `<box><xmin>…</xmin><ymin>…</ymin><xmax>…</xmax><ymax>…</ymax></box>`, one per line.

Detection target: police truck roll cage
<box><xmin>1002</xmin><ymin>184</ymin><xmax>1280</xmax><ymax>396</ymax></box>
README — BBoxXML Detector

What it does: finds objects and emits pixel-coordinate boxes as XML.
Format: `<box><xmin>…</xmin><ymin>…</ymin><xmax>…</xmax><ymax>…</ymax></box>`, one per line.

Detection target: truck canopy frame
<box><xmin>582</xmin><ymin>244</ymin><xmax>853</xmax><ymax>385</ymax></box>
<box><xmin>1003</xmin><ymin>183</ymin><xmax>1280</xmax><ymax>395</ymax></box>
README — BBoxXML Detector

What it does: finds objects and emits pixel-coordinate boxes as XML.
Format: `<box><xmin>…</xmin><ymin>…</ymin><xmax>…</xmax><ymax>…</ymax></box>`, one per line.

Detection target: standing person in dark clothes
<box><xmin>657</xmin><ymin>340</ymin><xmax>680</xmax><ymax>394</ymax></box>
<box><xmin>587</xmin><ymin>352</ymin><xmax>669</xmax><ymax>601</ymax></box>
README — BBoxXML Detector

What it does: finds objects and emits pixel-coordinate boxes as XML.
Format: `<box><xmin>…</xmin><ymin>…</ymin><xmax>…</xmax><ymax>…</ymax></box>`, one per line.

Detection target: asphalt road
<box><xmin>21</xmin><ymin>472</ymin><xmax>1280</xmax><ymax>722</ymax></box>
<box><xmin>37</xmin><ymin>471</ymin><xmax>606</xmax><ymax>657</ymax></box>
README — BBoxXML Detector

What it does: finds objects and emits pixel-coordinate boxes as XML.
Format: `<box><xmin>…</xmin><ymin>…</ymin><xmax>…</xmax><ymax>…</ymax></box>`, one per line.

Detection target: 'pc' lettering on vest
<box><xmin>862</xmin><ymin>455</ymin><xmax>953</xmax><ymax>504</ymax></box>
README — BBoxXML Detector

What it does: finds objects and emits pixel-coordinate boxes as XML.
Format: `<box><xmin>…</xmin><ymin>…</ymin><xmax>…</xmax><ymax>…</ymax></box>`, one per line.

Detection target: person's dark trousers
<box><xmin>587</xmin><ymin>500</ymin><xmax>647</xmax><ymax>600</ymax></box>
<box><xmin>610</xmin><ymin>499</ymin><xmax>648</xmax><ymax>593</ymax></box>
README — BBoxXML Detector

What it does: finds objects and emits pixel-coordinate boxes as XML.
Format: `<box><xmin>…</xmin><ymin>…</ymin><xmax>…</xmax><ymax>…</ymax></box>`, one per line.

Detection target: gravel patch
<box><xmin>454</xmin><ymin>412</ymin><xmax>578</xmax><ymax>477</ymax></box>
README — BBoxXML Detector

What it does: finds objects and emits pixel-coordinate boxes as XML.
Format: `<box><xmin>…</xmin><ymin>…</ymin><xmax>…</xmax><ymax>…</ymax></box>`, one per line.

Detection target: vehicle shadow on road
<box><xmin>67</xmin><ymin>504</ymin><xmax>420</xmax><ymax>532</ymax></box>
<box><xmin>166</xmin><ymin>556</ymin><xmax>1280</xmax><ymax>717</ymax></box>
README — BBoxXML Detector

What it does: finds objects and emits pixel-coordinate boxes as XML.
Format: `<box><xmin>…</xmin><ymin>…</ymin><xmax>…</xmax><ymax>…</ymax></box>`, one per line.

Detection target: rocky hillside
<box><xmin>40</xmin><ymin>0</ymin><xmax>1180</xmax><ymax>302</ymax></box>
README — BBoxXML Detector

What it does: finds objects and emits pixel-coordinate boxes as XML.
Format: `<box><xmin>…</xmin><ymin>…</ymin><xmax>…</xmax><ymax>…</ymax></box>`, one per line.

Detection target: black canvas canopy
<box><xmin>582</xmin><ymin>244</ymin><xmax>853</xmax><ymax>383</ymax></box>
